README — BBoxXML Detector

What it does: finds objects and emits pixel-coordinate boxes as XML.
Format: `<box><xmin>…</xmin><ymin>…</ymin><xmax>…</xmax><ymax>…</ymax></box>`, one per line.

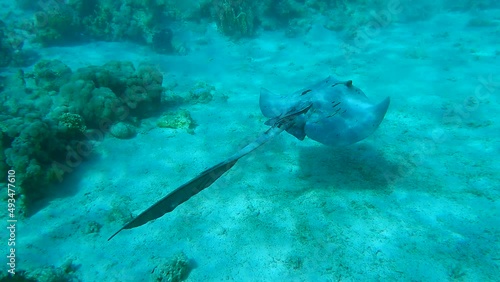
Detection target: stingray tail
<box><xmin>108</xmin><ymin>125</ymin><xmax>287</xmax><ymax>241</ymax></box>
<box><xmin>108</xmin><ymin>158</ymin><xmax>238</xmax><ymax>241</ymax></box>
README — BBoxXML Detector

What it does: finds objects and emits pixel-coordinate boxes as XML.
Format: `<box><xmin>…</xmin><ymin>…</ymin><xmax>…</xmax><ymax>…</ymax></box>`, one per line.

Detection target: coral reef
<box><xmin>0</xmin><ymin>130</ymin><xmax>8</xmax><ymax>177</ymax></box>
<box><xmin>59</xmin><ymin>113</ymin><xmax>87</xmax><ymax>136</ymax></box>
<box><xmin>157</xmin><ymin>109</ymin><xmax>196</xmax><ymax>134</ymax></box>
<box><xmin>152</xmin><ymin>252</ymin><xmax>191</xmax><ymax>282</ymax></box>
<box><xmin>0</xmin><ymin>259</ymin><xmax>79</xmax><ymax>282</ymax></box>
<box><xmin>260</xmin><ymin>0</ymin><xmax>305</xmax><ymax>31</ymax></box>
<box><xmin>85</xmin><ymin>87</ymin><xmax>127</xmax><ymax>125</ymax></box>
<box><xmin>33</xmin><ymin>7</ymin><xmax>83</xmax><ymax>46</ymax></box>
<box><xmin>122</xmin><ymin>63</ymin><xmax>164</xmax><ymax>115</ymax></box>
<box><xmin>0</xmin><ymin>19</ymin><xmax>37</xmax><ymax>67</ymax></box>
<box><xmin>9</xmin><ymin>0</ymin><xmax>411</xmax><ymax>48</ymax></box>
<box><xmin>210</xmin><ymin>0</ymin><xmax>256</xmax><ymax>37</ymax></box>
<box><xmin>56</xmin><ymin>60</ymin><xmax>163</xmax><ymax>125</ymax></box>
<box><xmin>0</xmin><ymin>20</ymin><xmax>15</xmax><ymax>67</ymax></box>
<box><xmin>15</xmin><ymin>0</ymin><xmax>40</xmax><ymax>10</ymax></box>
<box><xmin>33</xmin><ymin>59</ymin><xmax>73</xmax><ymax>92</ymax></box>
<box><xmin>2</xmin><ymin>116</ymin><xmax>64</xmax><ymax>214</ymax></box>
<box><xmin>109</xmin><ymin>122</ymin><xmax>137</xmax><ymax>139</ymax></box>
<box><xmin>11</xmin><ymin>0</ymin><xmax>397</xmax><ymax>46</ymax></box>
<box><xmin>187</xmin><ymin>82</ymin><xmax>215</xmax><ymax>104</ymax></box>
<box><xmin>0</xmin><ymin>59</ymin><xmax>164</xmax><ymax>215</ymax></box>
<box><xmin>200</xmin><ymin>0</ymin><xmax>313</xmax><ymax>38</ymax></box>
<box><xmin>15</xmin><ymin>0</ymin><xmax>183</xmax><ymax>51</ymax></box>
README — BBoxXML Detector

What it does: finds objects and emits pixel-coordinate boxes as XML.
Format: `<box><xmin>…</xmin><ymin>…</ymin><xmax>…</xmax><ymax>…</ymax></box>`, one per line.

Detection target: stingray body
<box><xmin>108</xmin><ymin>76</ymin><xmax>390</xmax><ymax>240</ymax></box>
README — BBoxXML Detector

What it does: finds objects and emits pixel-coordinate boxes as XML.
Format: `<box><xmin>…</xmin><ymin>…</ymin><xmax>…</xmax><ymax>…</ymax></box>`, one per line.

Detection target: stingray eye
<box><xmin>301</xmin><ymin>89</ymin><xmax>311</xmax><ymax>95</ymax></box>
<box><xmin>346</xmin><ymin>80</ymin><xmax>353</xmax><ymax>87</ymax></box>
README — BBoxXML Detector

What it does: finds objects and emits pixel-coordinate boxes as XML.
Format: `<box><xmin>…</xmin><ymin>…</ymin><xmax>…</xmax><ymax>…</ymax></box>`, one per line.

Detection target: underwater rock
<box><xmin>188</xmin><ymin>82</ymin><xmax>215</xmax><ymax>104</ymax></box>
<box><xmin>109</xmin><ymin>122</ymin><xmax>137</xmax><ymax>139</ymax></box>
<box><xmin>152</xmin><ymin>252</ymin><xmax>191</xmax><ymax>282</ymax></box>
<box><xmin>157</xmin><ymin>109</ymin><xmax>196</xmax><ymax>134</ymax></box>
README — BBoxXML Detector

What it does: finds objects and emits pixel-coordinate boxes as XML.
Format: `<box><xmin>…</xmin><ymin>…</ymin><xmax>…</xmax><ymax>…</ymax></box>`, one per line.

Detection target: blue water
<box><xmin>1</xmin><ymin>1</ymin><xmax>499</xmax><ymax>281</ymax></box>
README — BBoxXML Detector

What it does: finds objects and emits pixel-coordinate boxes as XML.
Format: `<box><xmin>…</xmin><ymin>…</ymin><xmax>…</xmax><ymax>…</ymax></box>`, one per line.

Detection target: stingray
<box><xmin>108</xmin><ymin>76</ymin><xmax>390</xmax><ymax>240</ymax></box>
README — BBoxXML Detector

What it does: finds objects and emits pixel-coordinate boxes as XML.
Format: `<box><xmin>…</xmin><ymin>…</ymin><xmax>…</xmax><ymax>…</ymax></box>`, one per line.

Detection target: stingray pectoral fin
<box><xmin>305</xmin><ymin>97</ymin><xmax>390</xmax><ymax>146</ymax></box>
<box><xmin>108</xmin><ymin>159</ymin><xmax>238</xmax><ymax>241</ymax></box>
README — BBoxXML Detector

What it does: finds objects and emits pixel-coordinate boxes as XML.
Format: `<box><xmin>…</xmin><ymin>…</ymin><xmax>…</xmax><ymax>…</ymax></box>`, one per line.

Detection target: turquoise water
<box><xmin>1</xmin><ymin>1</ymin><xmax>499</xmax><ymax>281</ymax></box>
